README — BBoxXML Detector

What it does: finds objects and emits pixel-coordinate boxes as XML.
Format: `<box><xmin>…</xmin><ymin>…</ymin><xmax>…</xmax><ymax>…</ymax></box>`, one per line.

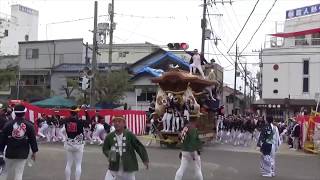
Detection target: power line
<box><xmin>227</xmin><ymin>0</ymin><xmax>261</xmax><ymax>53</ymax></box>
<box><xmin>239</xmin><ymin>0</ymin><xmax>278</xmax><ymax>55</ymax></box>
<box><xmin>206</xmin><ymin>9</ymin><xmax>235</xmax><ymax>68</ymax></box>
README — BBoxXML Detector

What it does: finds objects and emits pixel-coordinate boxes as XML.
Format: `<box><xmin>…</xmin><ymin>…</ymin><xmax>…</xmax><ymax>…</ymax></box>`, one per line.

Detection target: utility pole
<box><xmin>85</xmin><ymin>42</ymin><xmax>89</xmax><ymax>65</ymax></box>
<box><xmin>233</xmin><ymin>44</ymin><xmax>238</xmax><ymax>115</ymax></box>
<box><xmin>201</xmin><ymin>0</ymin><xmax>207</xmax><ymax>54</ymax></box>
<box><xmin>90</xmin><ymin>1</ymin><xmax>98</xmax><ymax>108</ymax></box>
<box><xmin>108</xmin><ymin>0</ymin><xmax>115</xmax><ymax>67</ymax></box>
<box><xmin>244</xmin><ymin>62</ymin><xmax>247</xmax><ymax>110</ymax></box>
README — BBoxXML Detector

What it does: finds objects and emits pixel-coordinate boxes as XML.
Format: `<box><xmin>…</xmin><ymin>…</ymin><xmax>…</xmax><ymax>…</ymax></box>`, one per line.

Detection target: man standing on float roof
<box><xmin>0</xmin><ymin>104</ymin><xmax>38</xmax><ymax>180</ymax></box>
<box><xmin>103</xmin><ymin>115</ymin><xmax>149</xmax><ymax>180</ymax></box>
<box><xmin>184</xmin><ymin>49</ymin><xmax>208</xmax><ymax>79</ymax></box>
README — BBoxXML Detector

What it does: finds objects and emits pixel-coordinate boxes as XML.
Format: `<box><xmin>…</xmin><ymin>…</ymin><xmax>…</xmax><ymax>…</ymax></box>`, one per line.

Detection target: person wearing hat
<box><xmin>64</xmin><ymin>106</ymin><xmax>86</xmax><ymax>180</ymax></box>
<box><xmin>184</xmin><ymin>49</ymin><xmax>208</xmax><ymax>79</ymax></box>
<box><xmin>0</xmin><ymin>104</ymin><xmax>38</xmax><ymax>180</ymax></box>
<box><xmin>175</xmin><ymin>115</ymin><xmax>203</xmax><ymax>180</ymax></box>
<box><xmin>103</xmin><ymin>115</ymin><xmax>149</xmax><ymax>180</ymax></box>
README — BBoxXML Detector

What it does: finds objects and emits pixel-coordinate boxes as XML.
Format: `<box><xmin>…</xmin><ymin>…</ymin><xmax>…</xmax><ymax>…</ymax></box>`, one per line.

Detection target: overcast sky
<box><xmin>1</xmin><ymin>0</ymin><xmax>319</xmax><ymax>89</ymax></box>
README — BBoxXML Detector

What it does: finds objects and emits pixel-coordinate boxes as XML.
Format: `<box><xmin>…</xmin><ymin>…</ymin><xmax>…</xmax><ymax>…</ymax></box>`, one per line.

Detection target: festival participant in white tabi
<box><xmin>64</xmin><ymin>106</ymin><xmax>86</xmax><ymax>180</ymax></box>
<box><xmin>0</xmin><ymin>104</ymin><xmax>38</xmax><ymax>180</ymax></box>
<box><xmin>46</xmin><ymin>115</ymin><xmax>56</xmax><ymax>142</ymax></box>
<box><xmin>103</xmin><ymin>116</ymin><xmax>149</xmax><ymax>180</ymax></box>
<box><xmin>216</xmin><ymin>115</ymin><xmax>224</xmax><ymax>143</ymax></box>
<box><xmin>54</xmin><ymin>115</ymin><xmax>66</xmax><ymax>142</ymax></box>
<box><xmin>175</xmin><ymin>116</ymin><xmax>203</xmax><ymax>180</ymax></box>
<box><xmin>161</xmin><ymin>95</ymin><xmax>174</xmax><ymax>132</ymax></box>
<box><xmin>37</xmin><ymin>113</ymin><xmax>49</xmax><ymax>139</ymax></box>
<box><xmin>92</xmin><ymin>117</ymin><xmax>106</xmax><ymax>145</ymax></box>
<box><xmin>257</xmin><ymin>116</ymin><xmax>281</xmax><ymax>178</ymax></box>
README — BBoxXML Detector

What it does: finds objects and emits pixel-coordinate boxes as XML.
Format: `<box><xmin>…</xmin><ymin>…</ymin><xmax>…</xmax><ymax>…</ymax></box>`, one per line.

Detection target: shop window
<box><xmin>295</xmin><ymin>35</ymin><xmax>308</xmax><ymax>46</ymax></box>
<box><xmin>312</xmin><ymin>32</ymin><xmax>320</xmax><ymax>45</ymax></box>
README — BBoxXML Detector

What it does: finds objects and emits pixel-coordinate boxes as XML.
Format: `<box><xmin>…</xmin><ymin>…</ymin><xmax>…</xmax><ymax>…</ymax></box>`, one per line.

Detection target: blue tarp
<box><xmin>136</xmin><ymin>67</ymin><xmax>164</xmax><ymax>77</ymax></box>
<box><xmin>132</xmin><ymin>51</ymin><xmax>190</xmax><ymax>78</ymax></box>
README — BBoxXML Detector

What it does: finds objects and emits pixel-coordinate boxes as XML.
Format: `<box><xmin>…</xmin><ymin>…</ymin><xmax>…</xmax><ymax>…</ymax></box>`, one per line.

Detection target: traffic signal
<box><xmin>79</xmin><ymin>76</ymin><xmax>90</xmax><ymax>90</ymax></box>
<box><xmin>4</xmin><ymin>30</ymin><xmax>8</xmax><ymax>37</ymax></box>
<box><xmin>167</xmin><ymin>43</ymin><xmax>189</xmax><ymax>50</ymax></box>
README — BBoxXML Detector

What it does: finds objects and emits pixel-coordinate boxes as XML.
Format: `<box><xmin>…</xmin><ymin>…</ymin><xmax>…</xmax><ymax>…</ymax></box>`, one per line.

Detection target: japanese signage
<box><xmin>286</xmin><ymin>4</ymin><xmax>320</xmax><ymax>19</ymax></box>
<box><xmin>19</xmin><ymin>5</ymin><xmax>39</xmax><ymax>16</ymax></box>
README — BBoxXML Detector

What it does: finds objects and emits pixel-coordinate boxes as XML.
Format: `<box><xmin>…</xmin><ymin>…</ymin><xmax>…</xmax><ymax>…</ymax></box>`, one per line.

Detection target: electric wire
<box><xmin>239</xmin><ymin>0</ymin><xmax>279</xmax><ymax>55</ymax></box>
<box><xmin>227</xmin><ymin>0</ymin><xmax>261</xmax><ymax>53</ymax></box>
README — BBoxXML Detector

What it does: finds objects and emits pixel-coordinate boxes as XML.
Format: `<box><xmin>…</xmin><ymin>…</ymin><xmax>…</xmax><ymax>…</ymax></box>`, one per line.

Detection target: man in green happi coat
<box><xmin>103</xmin><ymin>115</ymin><xmax>149</xmax><ymax>180</ymax></box>
<box><xmin>175</xmin><ymin>115</ymin><xmax>203</xmax><ymax>180</ymax></box>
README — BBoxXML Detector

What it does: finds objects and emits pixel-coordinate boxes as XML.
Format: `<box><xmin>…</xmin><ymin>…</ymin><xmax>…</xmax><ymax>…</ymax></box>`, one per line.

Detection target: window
<box><xmin>26</xmin><ymin>48</ymin><xmax>39</xmax><ymax>59</ymax></box>
<box><xmin>303</xmin><ymin>60</ymin><xmax>309</xmax><ymax>75</ymax></box>
<box><xmin>295</xmin><ymin>35</ymin><xmax>307</xmax><ymax>45</ymax></box>
<box><xmin>303</xmin><ymin>77</ymin><xmax>309</xmax><ymax>93</ymax></box>
<box><xmin>118</xmin><ymin>51</ymin><xmax>129</xmax><ymax>58</ymax></box>
<box><xmin>312</xmin><ymin>33</ymin><xmax>320</xmax><ymax>45</ymax></box>
<box><xmin>273</xmin><ymin>89</ymin><xmax>278</xmax><ymax>94</ymax></box>
<box><xmin>274</xmin><ymin>78</ymin><xmax>278</xmax><ymax>82</ymax></box>
<box><xmin>226</xmin><ymin>96</ymin><xmax>234</xmax><ymax>103</ymax></box>
<box><xmin>137</xmin><ymin>91</ymin><xmax>156</xmax><ymax>102</ymax></box>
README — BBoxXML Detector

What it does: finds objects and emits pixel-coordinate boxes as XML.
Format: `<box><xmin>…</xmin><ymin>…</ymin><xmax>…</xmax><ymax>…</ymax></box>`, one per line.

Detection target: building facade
<box><xmin>0</xmin><ymin>4</ymin><xmax>38</xmax><ymax>55</ymax></box>
<box><xmin>97</xmin><ymin>42</ymin><xmax>160</xmax><ymax>64</ymax></box>
<box><xmin>255</xmin><ymin>3</ymin><xmax>320</xmax><ymax>120</ymax></box>
<box><xmin>15</xmin><ymin>38</ymin><xmax>89</xmax><ymax>100</ymax></box>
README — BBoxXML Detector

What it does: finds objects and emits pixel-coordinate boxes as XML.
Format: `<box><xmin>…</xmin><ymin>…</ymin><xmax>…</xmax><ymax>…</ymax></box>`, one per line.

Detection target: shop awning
<box><xmin>270</xmin><ymin>27</ymin><xmax>320</xmax><ymax>38</ymax></box>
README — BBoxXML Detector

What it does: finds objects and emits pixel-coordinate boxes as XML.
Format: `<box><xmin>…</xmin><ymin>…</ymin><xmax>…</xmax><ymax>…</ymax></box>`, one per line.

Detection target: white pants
<box><xmin>92</xmin><ymin>124</ymin><xmax>105</xmax><ymax>144</ymax></box>
<box><xmin>175</xmin><ymin>151</ymin><xmax>203</xmax><ymax>180</ymax></box>
<box><xmin>65</xmin><ymin>144</ymin><xmax>84</xmax><ymax>180</ymax></box>
<box><xmin>38</xmin><ymin>124</ymin><xmax>49</xmax><ymax>138</ymax></box>
<box><xmin>84</xmin><ymin>128</ymin><xmax>92</xmax><ymax>142</ymax></box>
<box><xmin>0</xmin><ymin>159</ymin><xmax>27</xmax><ymax>180</ymax></box>
<box><xmin>56</xmin><ymin>127</ymin><xmax>66</xmax><ymax>142</ymax></box>
<box><xmin>190</xmin><ymin>64</ymin><xmax>205</xmax><ymax>78</ymax></box>
<box><xmin>260</xmin><ymin>146</ymin><xmax>276</xmax><ymax>176</ymax></box>
<box><xmin>105</xmin><ymin>170</ymin><xmax>135</xmax><ymax>180</ymax></box>
<box><xmin>47</xmin><ymin>126</ymin><xmax>56</xmax><ymax>142</ymax></box>
<box><xmin>183</xmin><ymin>110</ymin><xmax>189</xmax><ymax>123</ymax></box>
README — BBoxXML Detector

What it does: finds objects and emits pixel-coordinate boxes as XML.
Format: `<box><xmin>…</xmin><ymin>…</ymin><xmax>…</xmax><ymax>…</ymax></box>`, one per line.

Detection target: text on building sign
<box><xmin>286</xmin><ymin>4</ymin><xmax>320</xmax><ymax>19</ymax></box>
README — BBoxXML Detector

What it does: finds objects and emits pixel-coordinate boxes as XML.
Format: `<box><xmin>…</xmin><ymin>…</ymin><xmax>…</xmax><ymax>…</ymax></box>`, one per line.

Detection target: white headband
<box><xmin>14</xmin><ymin>108</ymin><xmax>27</xmax><ymax>113</ymax></box>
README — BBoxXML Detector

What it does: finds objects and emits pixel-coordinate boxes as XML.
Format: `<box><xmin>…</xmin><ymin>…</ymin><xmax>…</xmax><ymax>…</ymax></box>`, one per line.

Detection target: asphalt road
<box><xmin>15</xmin><ymin>143</ymin><xmax>320</xmax><ymax>180</ymax></box>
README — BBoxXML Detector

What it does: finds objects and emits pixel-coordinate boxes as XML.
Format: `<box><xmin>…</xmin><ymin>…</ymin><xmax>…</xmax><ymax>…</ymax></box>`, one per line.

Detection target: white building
<box><xmin>255</xmin><ymin>3</ymin><xmax>320</xmax><ymax>121</ymax></box>
<box><xmin>0</xmin><ymin>4</ymin><xmax>38</xmax><ymax>55</ymax></box>
<box><xmin>14</xmin><ymin>38</ymin><xmax>90</xmax><ymax>100</ymax></box>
